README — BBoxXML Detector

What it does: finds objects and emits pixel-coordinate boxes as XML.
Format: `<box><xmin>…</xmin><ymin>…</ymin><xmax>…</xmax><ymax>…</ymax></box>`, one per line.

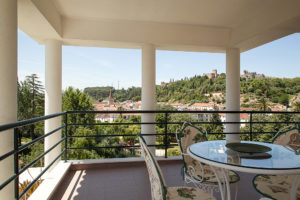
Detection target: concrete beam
<box><xmin>62</xmin><ymin>18</ymin><xmax>231</xmax><ymax>52</ymax></box>
<box><xmin>18</xmin><ymin>0</ymin><xmax>62</xmax><ymax>42</ymax></box>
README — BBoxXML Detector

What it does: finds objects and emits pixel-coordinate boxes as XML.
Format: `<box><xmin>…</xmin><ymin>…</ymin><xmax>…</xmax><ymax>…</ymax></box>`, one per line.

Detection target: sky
<box><xmin>18</xmin><ymin>30</ymin><xmax>300</xmax><ymax>90</ymax></box>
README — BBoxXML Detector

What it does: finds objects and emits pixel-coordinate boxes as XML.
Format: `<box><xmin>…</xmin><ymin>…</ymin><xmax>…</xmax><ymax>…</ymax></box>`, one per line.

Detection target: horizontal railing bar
<box><xmin>69</xmin><ymin>121</ymin><xmax>300</xmax><ymax>126</ymax></box>
<box><xmin>207</xmin><ymin>132</ymin><xmax>277</xmax><ymax>135</ymax></box>
<box><xmin>66</xmin><ymin>131</ymin><xmax>278</xmax><ymax>139</ymax></box>
<box><xmin>167</xmin><ymin>121</ymin><xmax>299</xmax><ymax>125</ymax></box>
<box><xmin>19</xmin><ymin>137</ymin><xmax>65</xmax><ymax>176</ymax></box>
<box><xmin>0</xmin><ymin>112</ymin><xmax>66</xmax><ymax>132</ymax></box>
<box><xmin>19</xmin><ymin>150</ymin><xmax>65</xmax><ymax>199</ymax></box>
<box><xmin>67</xmin><ymin>144</ymin><xmax>178</xmax><ymax>150</ymax></box>
<box><xmin>0</xmin><ymin>137</ymin><xmax>65</xmax><ymax>191</ymax></box>
<box><xmin>69</xmin><ymin>122</ymin><xmax>161</xmax><ymax>126</ymax></box>
<box><xmin>18</xmin><ymin>125</ymin><xmax>65</xmax><ymax>153</ymax></box>
<box><xmin>67</xmin><ymin>133</ymin><xmax>170</xmax><ymax>138</ymax></box>
<box><xmin>67</xmin><ymin>110</ymin><xmax>300</xmax><ymax>114</ymax></box>
<box><xmin>0</xmin><ymin>125</ymin><xmax>65</xmax><ymax>162</ymax></box>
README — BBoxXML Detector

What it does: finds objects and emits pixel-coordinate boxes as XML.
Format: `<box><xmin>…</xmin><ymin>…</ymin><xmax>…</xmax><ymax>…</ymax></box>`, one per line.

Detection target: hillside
<box><xmin>84</xmin><ymin>75</ymin><xmax>300</xmax><ymax>107</ymax></box>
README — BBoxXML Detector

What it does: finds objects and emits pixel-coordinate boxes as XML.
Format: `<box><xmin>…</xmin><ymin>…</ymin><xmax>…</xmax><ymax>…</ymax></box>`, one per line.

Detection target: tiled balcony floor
<box><xmin>51</xmin><ymin>159</ymin><xmax>261</xmax><ymax>200</ymax></box>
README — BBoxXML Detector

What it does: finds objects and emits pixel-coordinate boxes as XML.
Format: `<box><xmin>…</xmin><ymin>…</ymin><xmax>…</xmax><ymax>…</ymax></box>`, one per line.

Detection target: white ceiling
<box><xmin>18</xmin><ymin>0</ymin><xmax>300</xmax><ymax>52</ymax></box>
<box><xmin>53</xmin><ymin>0</ymin><xmax>260</xmax><ymax>28</ymax></box>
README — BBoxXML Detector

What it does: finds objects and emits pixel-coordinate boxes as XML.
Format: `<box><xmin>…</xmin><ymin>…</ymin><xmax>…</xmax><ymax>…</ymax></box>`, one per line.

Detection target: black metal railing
<box><xmin>0</xmin><ymin>110</ymin><xmax>299</xmax><ymax>199</ymax></box>
<box><xmin>0</xmin><ymin>112</ymin><xmax>66</xmax><ymax>200</ymax></box>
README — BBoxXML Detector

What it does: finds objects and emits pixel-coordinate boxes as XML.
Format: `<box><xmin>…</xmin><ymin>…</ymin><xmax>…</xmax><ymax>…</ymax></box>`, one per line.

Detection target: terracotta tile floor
<box><xmin>51</xmin><ymin>160</ymin><xmax>261</xmax><ymax>200</ymax></box>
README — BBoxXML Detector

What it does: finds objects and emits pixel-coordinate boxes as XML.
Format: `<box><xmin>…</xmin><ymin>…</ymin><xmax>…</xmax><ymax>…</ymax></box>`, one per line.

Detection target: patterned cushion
<box><xmin>167</xmin><ymin>187</ymin><xmax>215</xmax><ymax>200</ymax></box>
<box><xmin>139</xmin><ymin>136</ymin><xmax>166</xmax><ymax>200</ymax></box>
<box><xmin>253</xmin><ymin>125</ymin><xmax>300</xmax><ymax>200</ymax></box>
<box><xmin>253</xmin><ymin>175</ymin><xmax>300</xmax><ymax>200</ymax></box>
<box><xmin>178</xmin><ymin>123</ymin><xmax>239</xmax><ymax>185</ymax></box>
<box><xmin>139</xmin><ymin>136</ymin><xmax>216</xmax><ymax>200</ymax></box>
<box><xmin>272</xmin><ymin>126</ymin><xmax>300</xmax><ymax>149</ymax></box>
<box><xmin>183</xmin><ymin>155</ymin><xmax>240</xmax><ymax>184</ymax></box>
<box><xmin>179</xmin><ymin>124</ymin><xmax>207</xmax><ymax>154</ymax></box>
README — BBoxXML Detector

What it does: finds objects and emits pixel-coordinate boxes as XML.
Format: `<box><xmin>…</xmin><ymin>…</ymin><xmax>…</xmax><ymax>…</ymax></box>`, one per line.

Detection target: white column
<box><xmin>0</xmin><ymin>0</ymin><xmax>17</xmax><ymax>199</ymax></box>
<box><xmin>45</xmin><ymin>40</ymin><xmax>62</xmax><ymax>168</ymax></box>
<box><xmin>225</xmin><ymin>48</ymin><xmax>240</xmax><ymax>143</ymax></box>
<box><xmin>141</xmin><ymin>44</ymin><xmax>156</xmax><ymax>153</ymax></box>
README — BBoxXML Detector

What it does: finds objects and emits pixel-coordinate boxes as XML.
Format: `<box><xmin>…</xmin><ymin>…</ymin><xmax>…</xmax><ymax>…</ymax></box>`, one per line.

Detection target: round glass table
<box><xmin>187</xmin><ymin>140</ymin><xmax>300</xmax><ymax>200</ymax></box>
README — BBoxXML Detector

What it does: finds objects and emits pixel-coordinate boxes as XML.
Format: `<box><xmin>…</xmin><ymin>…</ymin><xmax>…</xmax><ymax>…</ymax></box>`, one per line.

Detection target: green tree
<box><xmin>63</xmin><ymin>87</ymin><xmax>97</xmax><ymax>159</ymax></box>
<box><xmin>292</xmin><ymin>101</ymin><xmax>300</xmax><ymax>111</ymax></box>
<box><xmin>69</xmin><ymin>127</ymin><xmax>100</xmax><ymax>160</ymax></box>
<box><xmin>279</xmin><ymin>94</ymin><xmax>289</xmax><ymax>108</ymax></box>
<box><xmin>18</xmin><ymin>74</ymin><xmax>44</xmax><ymax>139</ymax></box>
<box><xmin>63</xmin><ymin>87</ymin><xmax>95</xmax><ymax>126</ymax></box>
<box><xmin>204</xmin><ymin>106</ymin><xmax>224</xmax><ymax>140</ymax></box>
<box><xmin>257</xmin><ymin>97</ymin><xmax>270</xmax><ymax>111</ymax></box>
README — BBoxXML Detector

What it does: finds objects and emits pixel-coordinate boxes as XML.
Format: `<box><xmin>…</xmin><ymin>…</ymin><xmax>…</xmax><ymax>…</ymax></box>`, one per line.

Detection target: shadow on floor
<box><xmin>51</xmin><ymin>160</ymin><xmax>261</xmax><ymax>200</ymax></box>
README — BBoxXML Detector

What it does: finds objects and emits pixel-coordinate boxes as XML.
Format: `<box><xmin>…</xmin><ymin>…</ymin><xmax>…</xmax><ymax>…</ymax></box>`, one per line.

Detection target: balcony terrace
<box><xmin>1</xmin><ymin>0</ymin><xmax>300</xmax><ymax>199</ymax></box>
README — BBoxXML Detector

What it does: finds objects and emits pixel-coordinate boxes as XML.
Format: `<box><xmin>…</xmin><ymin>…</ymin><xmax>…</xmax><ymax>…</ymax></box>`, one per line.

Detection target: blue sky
<box><xmin>18</xmin><ymin>30</ymin><xmax>300</xmax><ymax>90</ymax></box>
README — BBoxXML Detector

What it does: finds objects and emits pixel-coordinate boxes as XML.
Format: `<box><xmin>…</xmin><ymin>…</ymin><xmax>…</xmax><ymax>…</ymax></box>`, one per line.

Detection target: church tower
<box><xmin>108</xmin><ymin>90</ymin><xmax>114</xmax><ymax>105</ymax></box>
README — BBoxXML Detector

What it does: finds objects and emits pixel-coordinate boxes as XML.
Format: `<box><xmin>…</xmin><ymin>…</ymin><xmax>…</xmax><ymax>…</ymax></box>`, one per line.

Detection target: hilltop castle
<box><xmin>203</xmin><ymin>69</ymin><xmax>218</xmax><ymax>79</ymax></box>
<box><xmin>241</xmin><ymin>70</ymin><xmax>265</xmax><ymax>80</ymax></box>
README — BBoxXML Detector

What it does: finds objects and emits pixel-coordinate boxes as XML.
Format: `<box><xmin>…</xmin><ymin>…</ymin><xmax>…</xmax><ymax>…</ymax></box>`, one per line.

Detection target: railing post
<box><xmin>13</xmin><ymin>128</ymin><xmax>19</xmax><ymax>200</ymax></box>
<box><xmin>164</xmin><ymin>112</ymin><xmax>168</xmax><ymax>158</ymax></box>
<box><xmin>64</xmin><ymin>113</ymin><xmax>68</xmax><ymax>162</ymax></box>
<box><xmin>250</xmin><ymin>113</ymin><xmax>253</xmax><ymax>141</ymax></box>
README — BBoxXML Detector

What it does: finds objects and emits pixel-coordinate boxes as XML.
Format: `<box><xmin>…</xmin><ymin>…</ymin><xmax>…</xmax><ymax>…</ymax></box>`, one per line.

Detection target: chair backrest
<box><xmin>272</xmin><ymin>124</ymin><xmax>300</xmax><ymax>149</ymax></box>
<box><xmin>139</xmin><ymin>136</ymin><xmax>167</xmax><ymax>200</ymax></box>
<box><xmin>177</xmin><ymin>122</ymin><xmax>208</xmax><ymax>154</ymax></box>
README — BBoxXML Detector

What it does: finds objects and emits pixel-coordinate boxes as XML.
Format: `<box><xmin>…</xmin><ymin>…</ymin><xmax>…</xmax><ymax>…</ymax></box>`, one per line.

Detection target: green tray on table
<box><xmin>226</xmin><ymin>143</ymin><xmax>272</xmax><ymax>154</ymax></box>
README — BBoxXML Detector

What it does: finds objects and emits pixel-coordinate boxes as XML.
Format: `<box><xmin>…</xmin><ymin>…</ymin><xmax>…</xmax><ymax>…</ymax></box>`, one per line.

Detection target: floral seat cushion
<box><xmin>167</xmin><ymin>187</ymin><xmax>215</xmax><ymax>200</ymax></box>
<box><xmin>183</xmin><ymin>155</ymin><xmax>240</xmax><ymax>184</ymax></box>
<box><xmin>178</xmin><ymin>123</ymin><xmax>240</xmax><ymax>185</ymax></box>
<box><xmin>253</xmin><ymin>125</ymin><xmax>300</xmax><ymax>200</ymax></box>
<box><xmin>253</xmin><ymin>175</ymin><xmax>300</xmax><ymax>200</ymax></box>
<box><xmin>139</xmin><ymin>135</ymin><xmax>216</xmax><ymax>200</ymax></box>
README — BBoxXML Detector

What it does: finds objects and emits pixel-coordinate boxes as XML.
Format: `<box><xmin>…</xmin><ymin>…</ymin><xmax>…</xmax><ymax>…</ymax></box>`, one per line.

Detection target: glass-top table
<box><xmin>187</xmin><ymin>140</ymin><xmax>300</xmax><ymax>200</ymax></box>
<box><xmin>188</xmin><ymin>140</ymin><xmax>300</xmax><ymax>174</ymax></box>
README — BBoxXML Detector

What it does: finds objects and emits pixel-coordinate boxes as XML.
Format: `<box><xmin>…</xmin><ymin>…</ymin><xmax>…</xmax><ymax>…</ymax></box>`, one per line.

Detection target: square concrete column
<box><xmin>45</xmin><ymin>40</ymin><xmax>62</xmax><ymax>168</ymax></box>
<box><xmin>0</xmin><ymin>0</ymin><xmax>17</xmax><ymax>199</ymax></box>
<box><xmin>225</xmin><ymin>48</ymin><xmax>241</xmax><ymax>143</ymax></box>
<box><xmin>141</xmin><ymin>44</ymin><xmax>156</xmax><ymax>153</ymax></box>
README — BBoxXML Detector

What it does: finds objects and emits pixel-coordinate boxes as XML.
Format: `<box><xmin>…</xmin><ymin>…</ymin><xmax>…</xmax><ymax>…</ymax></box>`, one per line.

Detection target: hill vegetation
<box><xmin>84</xmin><ymin>75</ymin><xmax>300</xmax><ymax>107</ymax></box>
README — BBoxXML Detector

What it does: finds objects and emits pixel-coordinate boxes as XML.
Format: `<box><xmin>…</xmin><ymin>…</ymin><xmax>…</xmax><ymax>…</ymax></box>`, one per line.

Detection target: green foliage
<box><xmin>84</xmin><ymin>86</ymin><xmax>141</xmax><ymax>102</ymax></box>
<box><xmin>18</xmin><ymin>74</ymin><xmax>44</xmax><ymax>139</ymax></box>
<box><xmin>19</xmin><ymin>141</ymin><xmax>44</xmax><ymax>168</ymax></box>
<box><xmin>19</xmin><ymin>179</ymin><xmax>43</xmax><ymax>200</ymax></box>
<box><xmin>240</xmin><ymin>113</ymin><xmax>299</xmax><ymax>142</ymax></box>
<box><xmin>278</xmin><ymin>94</ymin><xmax>289</xmax><ymax>107</ymax></box>
<box><xmin>167</xmin><ymin>146</ymin><xmax>181</xmax><ymax>156</ymax></box>
<box><xmin>292</xmin><ymin>101</ymin><xmax>300</xmax><ymax>111</ymax></box>
<box><xmin>204</xmin><ymin>106</ymin><xmax>225</xmax><ymax>140</ymax></box>
<box><xmin>63</xmin><ymin>87</ymin><xmax>95</xmax><ymax>133</ymax></box>
<box><xmin>84</xmin><ymin>76</ymin><xmax>300</xmax><ymax>105</ymax></box>
<box><xmin>68</xmin><ymin>127</ymin><xmax>100</xmax><ymax>160</ymax></box>
<box><xmin>241</xmin><ymin>77</ymin><xmax>299</xmax><ymax>106</ymax></box>
<box><xmin>256</xmin><ymin>97</ymin><xmax>270</xmax><ymax>111</ymax></box>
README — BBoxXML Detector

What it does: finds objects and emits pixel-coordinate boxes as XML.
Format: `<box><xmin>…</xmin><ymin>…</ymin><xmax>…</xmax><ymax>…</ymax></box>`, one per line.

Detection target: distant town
<box><xmin>93</xmin><ymin>90</ymin><xmax>286</xmax><ymax>126</ymax></box>
<box><xmin>91</xmin><ymin>69</ymin><xmax>299</xmax><ymax>124</ymax></box>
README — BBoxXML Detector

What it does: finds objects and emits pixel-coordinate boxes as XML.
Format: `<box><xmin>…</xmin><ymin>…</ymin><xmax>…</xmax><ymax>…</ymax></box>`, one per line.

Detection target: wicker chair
<box><xmin>139</xmin><ymin>135</ymin><xmax>215</xmax><ymax>200</ymax></box>
<box><xmin>252</xmin><ymin>124</ymin><xmax>300</xmax><ymax>200</ymax></box>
